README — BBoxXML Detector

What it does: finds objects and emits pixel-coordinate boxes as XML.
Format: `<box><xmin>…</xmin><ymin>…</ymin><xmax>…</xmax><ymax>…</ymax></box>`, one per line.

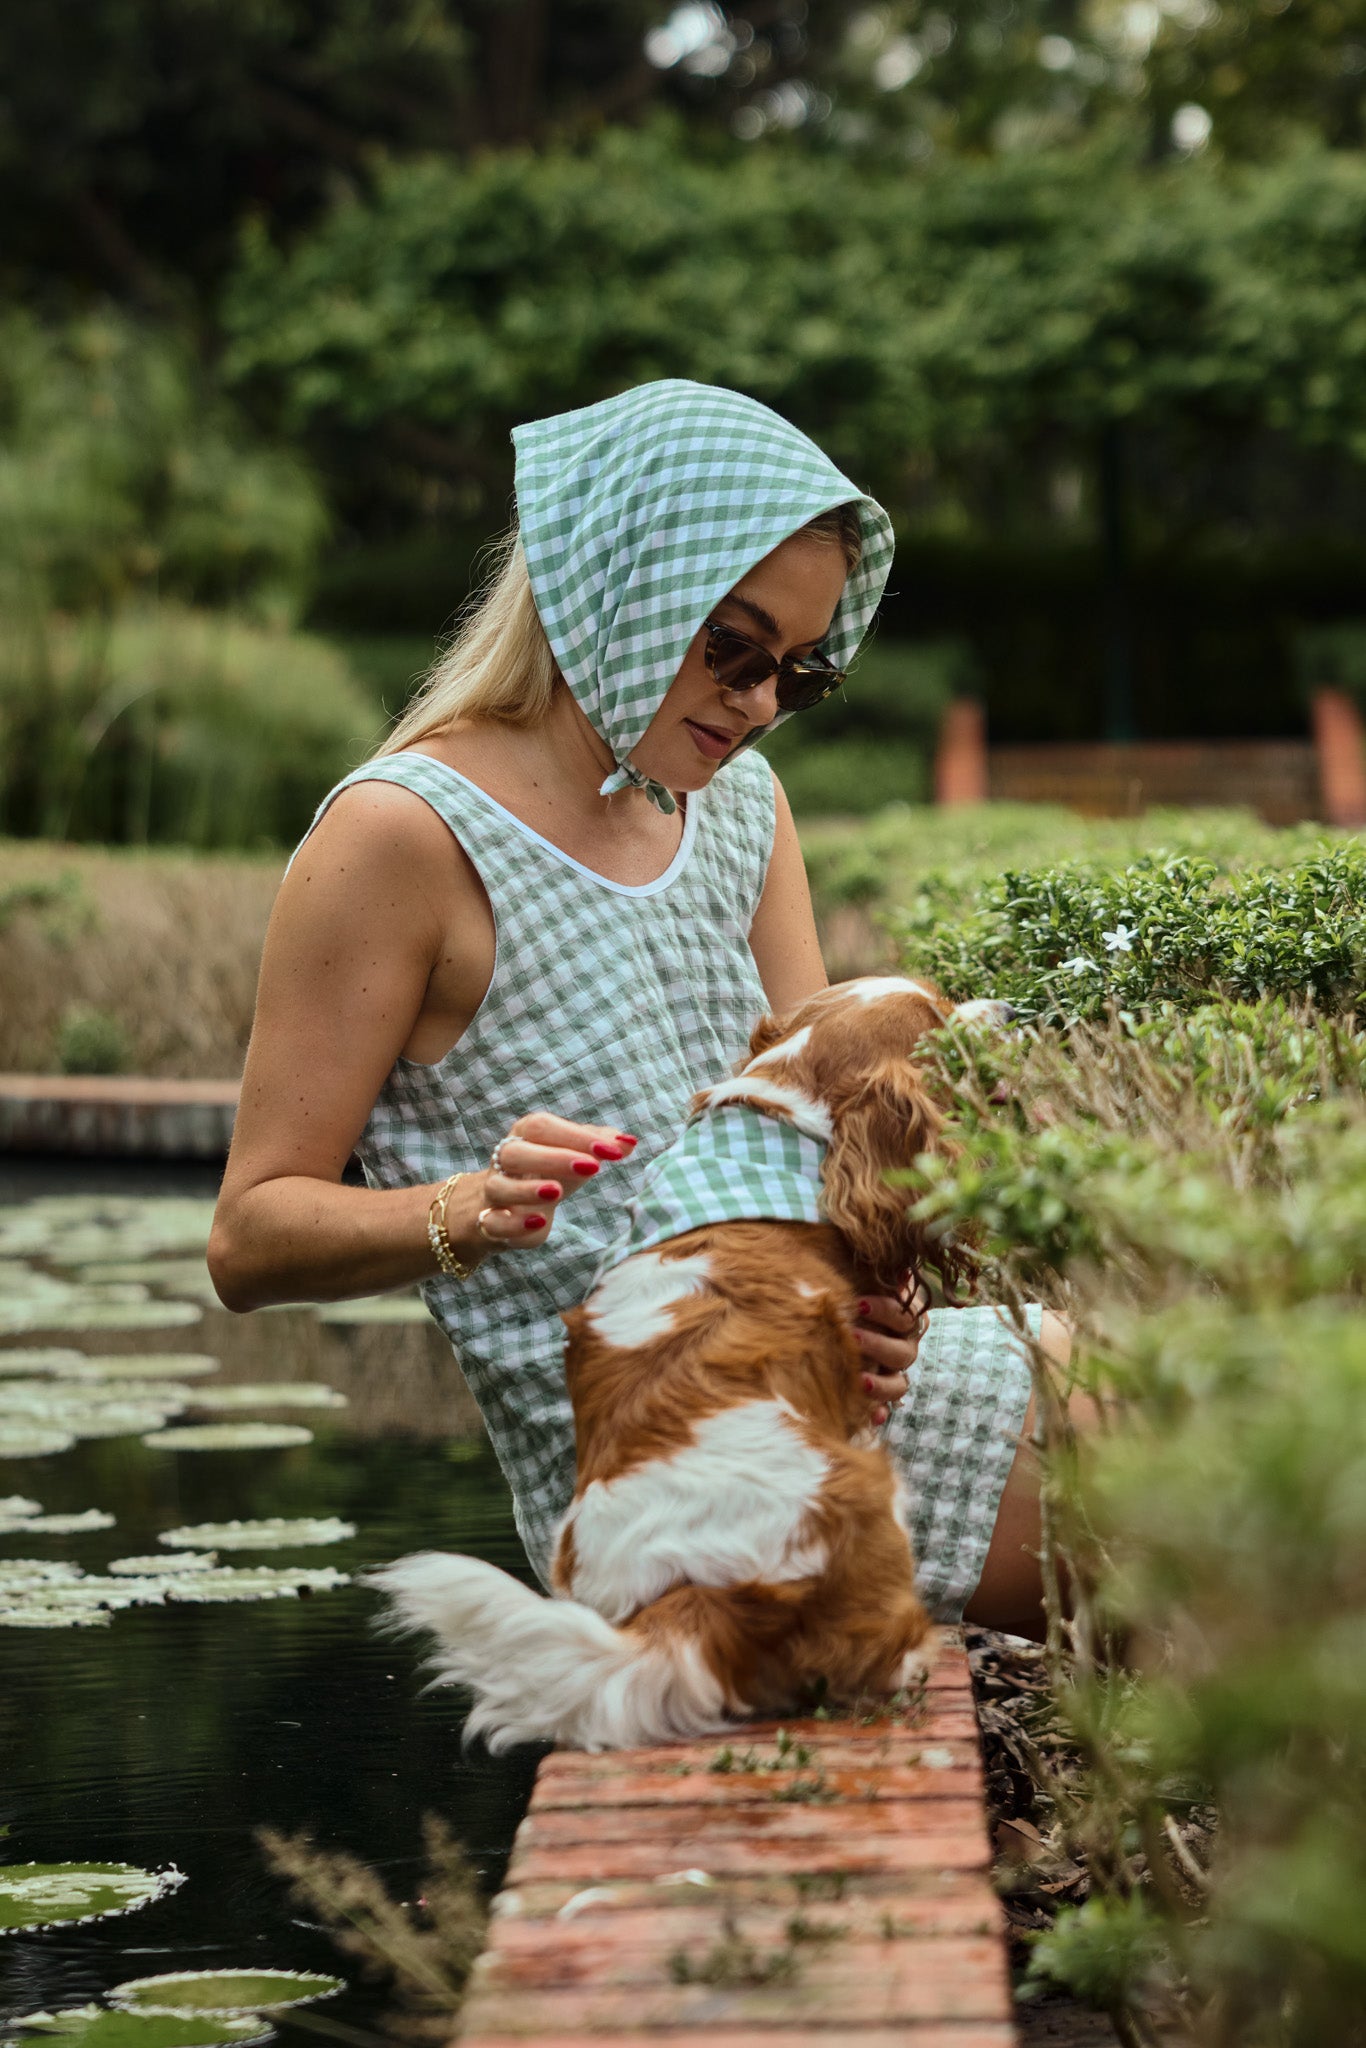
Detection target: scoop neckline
<box><xmin>402</xmin><ymin>752</ymin><xmax>699</xmax><ymax>898</ymax></box>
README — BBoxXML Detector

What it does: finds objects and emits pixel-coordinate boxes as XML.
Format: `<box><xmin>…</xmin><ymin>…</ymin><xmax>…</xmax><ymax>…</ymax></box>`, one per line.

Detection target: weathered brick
<box><xmin>459</xmin><ymin>1623</ymin><xmax>1016</xmax><ymax>2044</ymax></box>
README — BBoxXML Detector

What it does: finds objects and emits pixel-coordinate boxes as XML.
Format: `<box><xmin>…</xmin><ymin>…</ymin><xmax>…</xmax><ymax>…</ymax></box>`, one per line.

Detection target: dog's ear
<box><xmin>745</xmin><ymin>1010</ymin><xmax>790</xmax><ymax>1063</ymax></box>
<box><xmin>821</xmin><ymin>1059</ymin><xmax>954</xmax><ymax>1296</ymax></box>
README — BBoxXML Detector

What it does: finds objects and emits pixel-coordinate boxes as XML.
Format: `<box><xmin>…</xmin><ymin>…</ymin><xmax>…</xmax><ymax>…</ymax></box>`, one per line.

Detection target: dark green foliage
<box><xmin>56</xmin><ymin>1006</ymin><xmax>131</xmax><ymax>1077</ymax></box>
<box><xmin>0</xmin><ymin>606</ymin><xmax>379</xmax><ymax>847</ymax></box>
<box><xmin>0</xmin><ymin>311</ymin><xmax>326</xmax><ymax>620</ymax></box>
<box><xmin>222</xmin><ymin>136</ymin><xmax>1366</xmax><ymax>520</ymax></box>
<box><xmin>894</xmin><ymin>843</ymin><xmax>1366</xmax><ymax>1022</ymax></box>
<box><xmin>1293</xmin><ymin>620</ymin><xmax>1366</xmax><ymax>707</ymax></box>
<box><xmin>903</xmin><ymin>927</ymin><xmax>1366</xmax><ymax>2043</ymax></box>
<box><xmin>759</xmin><ymin>636</ymin><xmax>962</xmax><ymax>815</ymax></box>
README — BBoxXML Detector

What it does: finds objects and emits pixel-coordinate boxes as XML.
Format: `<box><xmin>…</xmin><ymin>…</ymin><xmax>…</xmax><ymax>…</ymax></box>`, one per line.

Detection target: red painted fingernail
<box><xmin>862</xmin><ymin>1374</ymin><xmax>875</xmax><ymax>1394</ymax></box>
<box><xmin>524</xmin><ymin>1214</ymin><xmax>547</xmax><ymax>1230</ymax></box>
<box><xmin>591</xmin><ymin>1142</ymin><xmax>623</xmax><ymax>1160</ymax></box>
<box><xmin>857</xmin><ymin>1298</ymin><xmax>871</xmax><ymax>1315</ymax></box>
<box><xmin>571</xmin><ymin>1158</ymin><xmax>599</xmax><ymax>1177</ymax></box>
<box><xmin>874</xmin><ymin>1406</ymin><xmax>889</xmax><ymax>1427</ymax></box>
<box><xmin>538</xmin><ymin>1182</ymin><xmax>561</xmax><ymax>1200</ymax></box>
<box><xmin>615</xmin><ymin>1132</ymin><xmax>639</xmax><ymax>1147</ymax></box>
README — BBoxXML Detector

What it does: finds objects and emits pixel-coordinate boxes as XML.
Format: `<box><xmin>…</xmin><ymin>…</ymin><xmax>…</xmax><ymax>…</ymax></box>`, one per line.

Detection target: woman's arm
<box><xmin>747</xmin><ymin>772</ymin><xmax>827</xmax><ymax>1012</ymax></box>
<box><xmin>208</xmin><ymin>782</ymin><xmax>628</xmax><ymax>1311</ymax></box>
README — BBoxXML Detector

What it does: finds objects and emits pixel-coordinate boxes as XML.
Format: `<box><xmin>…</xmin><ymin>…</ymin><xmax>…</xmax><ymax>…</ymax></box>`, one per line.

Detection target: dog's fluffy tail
<box><xmin>368</xmin><ymin>1551</ymin><xmax>735</xmax><ymax>1752</ymax></box>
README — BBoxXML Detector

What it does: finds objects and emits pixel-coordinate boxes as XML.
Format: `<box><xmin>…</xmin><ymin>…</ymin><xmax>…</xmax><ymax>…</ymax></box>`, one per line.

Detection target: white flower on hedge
<box><xmin>1060</xmin><ymin>955</ymin><xmax>1099</xmax><ymax>976</ymax></box>
<box><xmin>1102</xmin><ymin>923</ymin><xmax>1138</xmax><ymax>954</ymax></box>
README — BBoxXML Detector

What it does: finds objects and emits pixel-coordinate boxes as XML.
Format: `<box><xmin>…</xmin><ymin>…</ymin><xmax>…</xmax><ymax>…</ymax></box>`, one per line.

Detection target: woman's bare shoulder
<box><xmin>270</xmin><ymin>777</ymin><xmax>481</xmax><ymax>972</ymax></box>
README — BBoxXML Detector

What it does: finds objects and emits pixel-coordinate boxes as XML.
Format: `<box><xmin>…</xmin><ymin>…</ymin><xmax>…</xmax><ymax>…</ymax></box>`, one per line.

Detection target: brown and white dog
<box><xmin>375</xmin><ymin>975</ymin><xmax>1001</xmax><ymax>1752</ymax></box>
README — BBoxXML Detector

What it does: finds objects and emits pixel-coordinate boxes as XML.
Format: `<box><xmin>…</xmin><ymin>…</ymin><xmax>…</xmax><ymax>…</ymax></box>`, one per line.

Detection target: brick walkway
<box><xmin>461</xmin><ymin>1638</ymin><xmax>1017</xmax><ymax>2045</ymax></box>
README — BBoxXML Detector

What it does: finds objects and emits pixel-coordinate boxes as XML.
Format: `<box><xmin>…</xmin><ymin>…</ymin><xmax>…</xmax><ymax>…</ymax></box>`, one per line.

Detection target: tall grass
<box><xmin>0</xmin><ymin>308</ymin><xmax>379</xmax><ymax>849</ymax></box>
<box><xmin>0</xmin><ymin>604</ymin><xmax>381</xmax><ymax>847</ymax></box>
<box><xmin>0</xmin><ymin>840</ymin><xmax>280</xmax><ymax>1077</ymax></box>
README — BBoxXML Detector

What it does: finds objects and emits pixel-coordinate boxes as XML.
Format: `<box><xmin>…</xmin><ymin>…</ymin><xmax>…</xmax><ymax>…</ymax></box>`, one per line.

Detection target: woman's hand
<box><xmin>851</xmin><ymin>1276</ymin><xmax>930</xmax><ymax>1426</ymax></box>
<box><xmin>462</xmin><ymin>1112</ymin><xmax>638</xmax><ymax>1252</ymax></box>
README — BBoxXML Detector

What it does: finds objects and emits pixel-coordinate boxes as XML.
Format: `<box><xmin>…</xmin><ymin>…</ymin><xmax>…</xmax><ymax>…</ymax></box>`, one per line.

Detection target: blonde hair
<box><xmin>377</xmin><ymin>503</ymin><xmax>864</xmax><ymax>756</ymax></box>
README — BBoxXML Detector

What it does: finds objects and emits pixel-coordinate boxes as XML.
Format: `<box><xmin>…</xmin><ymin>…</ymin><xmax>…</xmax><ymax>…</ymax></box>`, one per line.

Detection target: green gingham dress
<box><xmin>305</xmin><ymin>745</ymin><xmax>781</xmax><ymax>1579</ymax></box>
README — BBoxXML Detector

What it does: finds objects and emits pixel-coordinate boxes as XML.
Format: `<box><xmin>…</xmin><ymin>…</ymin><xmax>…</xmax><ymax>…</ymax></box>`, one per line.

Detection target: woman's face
<box><xmin>629</xmin><ymin>529</ymin><xmax>850</xmax><ymax>795</ymax></box>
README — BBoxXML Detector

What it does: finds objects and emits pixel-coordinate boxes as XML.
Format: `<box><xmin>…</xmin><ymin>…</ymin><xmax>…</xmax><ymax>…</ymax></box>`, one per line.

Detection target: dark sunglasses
<box><xmin>702</xmin><ymin>617</ymin><xmax>844</xmax><ymax>715</ymax></box>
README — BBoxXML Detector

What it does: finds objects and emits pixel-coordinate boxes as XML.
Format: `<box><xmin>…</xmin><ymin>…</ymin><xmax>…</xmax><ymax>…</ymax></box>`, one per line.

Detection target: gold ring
<box><xmin>476</xmin><ymin>1207</ymin><xmax>499</xmax><ymax>1243</ymax></box>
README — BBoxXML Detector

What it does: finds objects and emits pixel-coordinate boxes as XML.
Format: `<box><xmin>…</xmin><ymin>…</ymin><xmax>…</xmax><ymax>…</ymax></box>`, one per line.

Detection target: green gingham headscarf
<box><xmin>512</xmin><ymin>380</ymin><xmax>895</xmax><ymax>812</ymax></box>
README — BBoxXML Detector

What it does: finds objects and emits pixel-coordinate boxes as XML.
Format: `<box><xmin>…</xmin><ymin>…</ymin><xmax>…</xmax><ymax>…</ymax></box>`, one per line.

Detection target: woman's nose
<box><xmin>724</xmin><ymin>674</ymin><xmax>781</xmax><ymax>728</ymax></box>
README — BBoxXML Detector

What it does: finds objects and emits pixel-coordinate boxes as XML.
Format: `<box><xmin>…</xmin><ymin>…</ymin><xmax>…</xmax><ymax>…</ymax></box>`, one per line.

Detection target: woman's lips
<box><xmin>684</xmin><ymin>717</ymin><xmax>738</xmax><ymax>761</ymax></box>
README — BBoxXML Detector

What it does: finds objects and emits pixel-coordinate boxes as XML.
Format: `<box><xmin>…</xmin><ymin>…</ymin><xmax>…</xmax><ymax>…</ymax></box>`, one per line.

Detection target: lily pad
<box><xmin>72</xmin><ymin>1260</ymin><xmax>219</xmax><ymax>1299</ymax></box>
<box><xmin>108</xmin><ymin>1553</ymin><xmax>219</xmax><ymax>1575</ymax></box>
<box><xmin>0</xmin><ymin>1291</ymin><xmax>204</xmax><ymax>1337</ymax></box>
<box><xmin>0</xmin><ymin>1559</ymin><xmax>347</xmax><ymax>1624</ymax></box>
<box><xmin>110</xmin><ymin>1972</ymin><xmax>341</xmax><ymax>2018</ymax></box>
<box><xmin>0</xmin><ymin>1196</ymin><xmax>218</xmax><ymax>1266</ymax></box>
<box><xmin>6</xmin><ymin>2007</ymin><xmax>272</xmax><ymax>2047</ymax></box>
<box><xmin>0</xmin><ymin>1496</ymin><xmax>41</xmax><ymax>1515</ymax></box>
<box><xmin>0</xmin><ymin>1608</ymin><xmax>112</xmax><ymax>1628</ymax></box>
<box><xmin>0</xmin><ymin>1425</ymin><xmax>75</xmax><ymax>1459</ymax></box>
<box><xmin>64</xmin><ymin>1355</ymin><xmax>220</xmax><ymax>1381</ymax></box>
<box><xmin>0</xmin><ymin>1387</ymin><xmax>184</xmax><ymax>1443</ymax></box>
<box><xmin>186</xmin><ymin>1386</ymin><xmax>345</xmax><ymax>1411</ymax></box>
<box><xmin>144</xmin><ymin>1424</ymin><xmax>312</xmax><ymax>1452</ymax></box>
<box><xmin>0</xmin><ymin>1861</ymin><xmax>185</xmax><ymax>1933</ymax></box>
<box><xmin>0</xmin><ymin>1560</ymin><xmax>83</xmax><ymax>1585</ymax></box>
<box><xmin>0</xmin><ymin>1350</ymin><xmax>87</xmax><ymax>1376</ymax></box>
<box><xmin>315</xmin><ymin>1294</ymin><xmax>428</xmax><ymax>1324</ymax></box>
<box><xmin>154</xmin><ymin>1566</ymin><xmax>348</xmax><ymax>1603</ymax></box>
<box><xmin>0</xmin><ymin>1508</ymin><xmax>114</xmax><ymax>1537</ymax></box>
<box><xmin>158</xmin><ymin>1518</ymin><xmax>354</xmax><ymax>1551</ymax></box>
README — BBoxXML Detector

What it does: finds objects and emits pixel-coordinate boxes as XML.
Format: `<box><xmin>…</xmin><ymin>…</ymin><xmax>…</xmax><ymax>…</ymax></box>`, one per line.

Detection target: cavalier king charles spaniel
<box><xmin>375</xmin><ymin>975</ymin><xmax>1003</xmax><ymax>1751</ymax></box>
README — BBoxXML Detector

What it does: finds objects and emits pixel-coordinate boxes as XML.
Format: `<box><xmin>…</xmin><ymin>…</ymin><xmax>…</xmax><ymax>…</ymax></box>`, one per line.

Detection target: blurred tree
<box><xmin>1141</xmin><ymin>0</ymin><xmax>1366</xmax><ymax>158</ymax></box>
<box><xmin>0</xmin><ymin>308</ymin><xmax>326</xmax><ymax>618</ymax></box>
<box><xmin>0</xmin><ymin>0</ymin><xmax>828</xmax><ymax>304</ymax></box>
<box><xmin>220</xmin><ymin>126</ymin><xmax>1366</xmax><ymax>525</ymax></box>
<box><xmin>8</xmin><ymin>3</ymin><xmax>1365</xmax><ymax>310</ymax></box>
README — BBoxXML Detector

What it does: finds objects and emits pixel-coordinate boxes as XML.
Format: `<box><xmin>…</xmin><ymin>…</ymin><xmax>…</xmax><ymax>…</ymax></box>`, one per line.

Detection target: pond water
<box><xmin>0</xmin><ymin>1160</ymin><xmax>540</xmax><ymax>2041</ymax></box>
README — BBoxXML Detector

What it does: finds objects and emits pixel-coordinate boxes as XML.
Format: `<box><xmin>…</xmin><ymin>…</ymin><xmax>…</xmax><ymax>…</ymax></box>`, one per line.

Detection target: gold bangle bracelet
<box><xmin>426</xmin><ymin>1170</ymin><xmax>481</xmax><ymax>1281</ymax></box>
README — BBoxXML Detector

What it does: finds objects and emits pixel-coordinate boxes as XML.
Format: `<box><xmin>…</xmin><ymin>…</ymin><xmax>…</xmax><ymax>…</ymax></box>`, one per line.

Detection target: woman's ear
<box><xmin>820</xmin><ymin>1061</ymin><xmax>950</xmax><ymax>1295</ymax></box>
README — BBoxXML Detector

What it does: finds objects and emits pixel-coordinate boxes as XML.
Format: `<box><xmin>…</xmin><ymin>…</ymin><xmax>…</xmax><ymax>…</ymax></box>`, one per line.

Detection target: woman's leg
<box><xmin>962</xmin><ymin>1312</ymin><xmax>1100</xmax><ymax>1641</ymax></box>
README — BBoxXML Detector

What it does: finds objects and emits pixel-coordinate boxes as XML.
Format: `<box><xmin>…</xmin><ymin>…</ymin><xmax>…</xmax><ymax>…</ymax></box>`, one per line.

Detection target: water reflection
<box><xmin>0</xmin><ymin>1164</ymin><xmax>537</xmax><ymax>2038</ymax></box>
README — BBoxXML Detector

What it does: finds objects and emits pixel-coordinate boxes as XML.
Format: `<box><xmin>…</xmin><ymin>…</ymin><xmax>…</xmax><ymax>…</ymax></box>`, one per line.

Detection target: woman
<box><xmin>210</xmin><ymin>379</ymin><xmax>1059</xmax><ymax>1638</ymax></box>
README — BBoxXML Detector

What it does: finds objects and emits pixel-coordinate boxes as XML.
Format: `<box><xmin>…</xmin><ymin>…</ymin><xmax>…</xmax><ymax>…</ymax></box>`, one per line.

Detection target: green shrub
<box><xmin>1293</xmin><ymin>621</ymin><xmax>1366</xmax><ymax>708</ymax></box>
<box><xmin>56</xmin><ymin>1004</ymin><xmax>131</xmax><ymax>1076</ymax></box>
<box><xmin>0</xmin><ymin>308</ymin><xmax>326</xmax><ymax>621</ymax></box>
<box><xmin>893</xmin><ymin>843</ymin><xmax>1366</xmax><ymax>1022</ymax></box>
<box><xmin>907</xmin><ymin>976</ymin><xmax>1366</xmax><ymax>2046</ymax></box>
<box><xmin>0</xmin><ymin>605</ymin><xmax>380</xmax><ymax>846</ymax></box>
<box><xmin>804</xmin><ymin>804</ymin><xmax>1342</xmax><ymax>939</ymax></box>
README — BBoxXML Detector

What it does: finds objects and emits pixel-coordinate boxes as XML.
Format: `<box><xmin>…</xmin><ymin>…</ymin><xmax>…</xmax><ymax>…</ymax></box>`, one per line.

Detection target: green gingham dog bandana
<box><xmin>512</xmin><ymin>380</ymin><xmax>895</xmax><ymax>811</ymax></box>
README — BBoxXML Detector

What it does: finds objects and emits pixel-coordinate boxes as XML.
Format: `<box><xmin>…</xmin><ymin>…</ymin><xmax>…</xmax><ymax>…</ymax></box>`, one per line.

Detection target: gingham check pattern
<box><xmin>513</xmin><ymin>380</ymin><xmax>896</xmax><ymax>795</ymax></box>
<box><xmin>309</xmin><ymin>747</ymin><xmax>778</xmax><ymax>1583</ymax></box>
<box><xmin>886</xmin><ymin>1304</ymin><xmax>1037</xmax><ymax>1620</ymax></box>
<box><xmin>596</xmin><ymin>1101</ymin><xmax>826</xmax><ymax>1279</ymax></box>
